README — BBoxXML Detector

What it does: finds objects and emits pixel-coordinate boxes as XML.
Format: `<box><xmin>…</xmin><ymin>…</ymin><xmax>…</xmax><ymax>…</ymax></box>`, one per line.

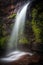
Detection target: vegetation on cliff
<box><xmin>0</xmin><ymin>0</ymin><xmax>43</xmax><ymax>52</ymax></box>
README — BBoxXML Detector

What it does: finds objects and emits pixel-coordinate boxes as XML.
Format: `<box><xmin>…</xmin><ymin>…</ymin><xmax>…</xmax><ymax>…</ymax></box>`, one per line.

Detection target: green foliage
<box><xmin>7</xmin><ymin>13</ymin><xmax>16</xmax><ymax>19</ymax></box>
<box><xmin>19</xmin><ymin>37</ymin><xmax>29</xmax><ymax>44</ymax></box>
<box><xmin>31</xmin><ymin>8</ymin><xmax>41</xmax><ymax>43</ymax></box>
<box><xmin>32</xmin><ymin>9</ymin><xmax>37</xmax><ymax>18</ymax></box>
<box><xmin>0</xmin><ymin>36</ymin><xmax>9</xmax><ymax>47</ymax></box>
<box><xmin>32</xmin><ymin>19</ymin><xmax>41</xmax><ymax>42</ymax></box>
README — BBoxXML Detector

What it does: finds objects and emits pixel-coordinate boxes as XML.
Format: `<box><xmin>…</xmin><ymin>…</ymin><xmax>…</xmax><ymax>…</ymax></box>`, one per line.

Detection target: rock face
<box><xmin>0</xmin><ymin>0</ymin><xmax>27</xmax><ymax>16</ymax></box>
<box><xmin>0</xmin><ymin>0</ymin><xmax>43</xmax><ymax>16</ymax></box>
<box><xmin>0</xmin><ymin>53</ymin><xmax>40</xmax><ymax>65</ymax></box>
<box><xmin>0</xmin><ymin>0</ymin><xmax>43</xmax><ymax>55</ymax></box>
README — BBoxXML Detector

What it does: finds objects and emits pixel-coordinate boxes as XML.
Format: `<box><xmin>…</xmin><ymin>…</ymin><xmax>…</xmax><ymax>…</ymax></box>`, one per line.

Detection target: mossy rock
<box><xmin>19</xmin><ymin>37</ymin><xmax>29</xmax><ymax>44</ymax></box>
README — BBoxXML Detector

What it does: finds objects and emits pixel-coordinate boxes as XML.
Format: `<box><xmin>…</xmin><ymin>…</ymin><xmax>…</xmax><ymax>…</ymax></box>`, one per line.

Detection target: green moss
<box><xmin>7</xmin><ymin>13</ymin><xmax>16</xmax><ymax>19</ymax></box>
<box><xmin>0</xmin><ymin>36</ymin><xmax>9</xmax><ymax>46</ymax></box>
<box><xmin>19</xmin><ymin>37</ymin><xmax>29</xmax><ymax>44</ymax></box>
<box><xmin>32</xmin><ymin>9</ymin><xmax>37</xmax><ymax>18</ymax></box>
<box><xmin>31</xmin><ymin>8</ymin><xmax>41</xmax><ymax>43</ymax></box>
<box><xmin>32</xmin><ymin>20</ymin><xmax>41</xmax><ymax>42</ymax></box>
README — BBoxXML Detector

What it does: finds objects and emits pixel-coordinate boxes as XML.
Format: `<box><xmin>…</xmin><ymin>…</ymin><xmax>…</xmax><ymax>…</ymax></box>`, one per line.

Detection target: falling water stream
<box><xmin>7</xmin><ymin>2</ymin><xmax>29</xmax><ymax>52</ymax></box>
<box><xmin>1</xmin><ymin>2</ymin><xmax>33</xmax><ymax>62</ymax></box>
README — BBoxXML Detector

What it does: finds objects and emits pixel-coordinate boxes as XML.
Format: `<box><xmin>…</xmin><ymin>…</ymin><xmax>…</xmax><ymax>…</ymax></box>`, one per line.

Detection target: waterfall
<box><xmin>1</xmin><ymin>2</ymin><xmax>34</xmax><ymax>62</ymax></box>
<box><xmin>7</xmin><ymin>2</ymin><xmax>30</xmax><ymax>53</ymax></box>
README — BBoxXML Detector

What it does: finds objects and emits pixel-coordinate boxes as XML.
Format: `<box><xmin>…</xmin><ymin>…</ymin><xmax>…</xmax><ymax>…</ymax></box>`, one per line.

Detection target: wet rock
<box><xmin>0</xmin><ymin>53</ymin><xmax>41</xmax><ymax>65</ymax></box>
